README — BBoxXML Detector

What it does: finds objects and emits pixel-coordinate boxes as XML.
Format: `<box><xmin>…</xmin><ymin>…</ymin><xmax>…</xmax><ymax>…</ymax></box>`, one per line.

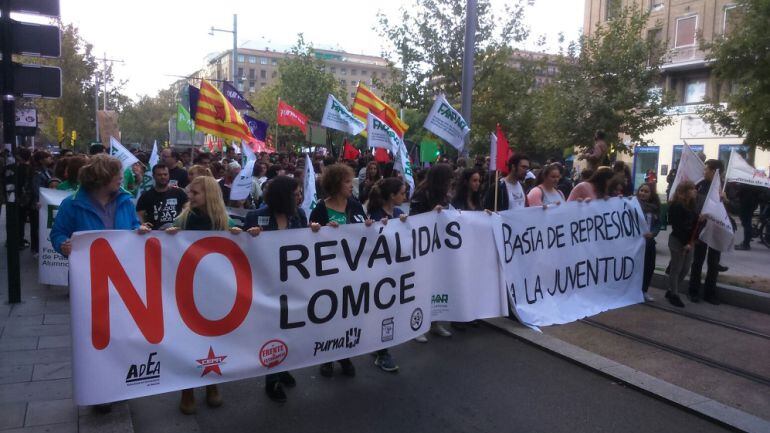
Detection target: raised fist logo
<box><xmin>345</xmin><ymin>328</ymin><xmax>361</xmax><ymax>348</ymax></box>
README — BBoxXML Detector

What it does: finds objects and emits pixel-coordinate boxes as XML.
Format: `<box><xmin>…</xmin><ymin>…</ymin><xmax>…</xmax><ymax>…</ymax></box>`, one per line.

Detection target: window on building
<box><xmin>723</xmin><ymin>5</ymin><xmax>738</xmax><ymax>34</ymax></box>
<box><xmin>684</xmin><ymin>79</ymin><xmax>707</xmax><ymax>104</ymax></box>
<box><xmin>237</xmin><ymin>54</ymin><xmax>245</xmax><ymax>63</ymax></box>
<box><xmin>649</xmin><ymin>0</ymin><xmax>664</xmax><ymax>12</ymax></box>
<box><xmin>675</xmin><ymin>15</ymin><xmax>697</xmax><ymax>48</ymax></box>
<box><xmin>341</xmin><ymin>68</ymin><xmax>347</xmax><ymax>75</ymax></box>
<box><xmin>249</xmin><ymin>82</ymin><xmax>255</xmax><ymax>93</ymax></box>
<box><xmin>248</xmin><ymin>56</ymin><xmax>257</xmax><ymax>64</ymax></box>
<box><xmin>361</xmin><ymin>70</ymin><xmax>368</xmax><ymax>76</ymax></box>
<box><xmin>261</xmin><ymin>82</ymin><xmax>266</xmax><ymax>87</ymax></box>
<box><xmin>351</xmin><ymin>69</ymin><xmax>357</xmax><ymax>75</ymax></box>
<box><xmin>330</xmin><ymin>66</ymin><xmax>336</xmax><ymax>74</ymax></box>
<box><xmin>249</xmin><ymin>69</ymin><xmax>255</xmax><ymax>80</ymax></box>
<box><xmin>237</xmin><ymin>82</ymin><xmax>244</xmax><ymax>91</ymax></box>
<box><xmin>260</xmin><ymin>57</ymin><xmax>268</xmax><ymax>65</ymax></box>
<box><xmin>271</xmin><ymin>59</ymin><xmax>278</xmax><ymax>66</ymax></box>
<box><xmin>340</xmin><ymin>79</ymin><xmax>346</xmax><ymax>86</ymax></box>
<box><xmin>272</xmin><ymin>71</ymin><xmax>278</xmax><ymax>78</ymax></box>
<box><xmin>238</xmin><ymin>68</ymin><xmax>244</xmax><ymax>79</ymax></box>
<box><xmin>260</xmin><ymin>70</ymin><xmax>266</xmax><ymax>79</ymax></box>
<box><xmin>647</xmin><ymin>27</ymin><xmax>664</xmax><ymax>64</ymax></box>
<box><xmin>605</xmin><ymin>0</ymin><xmax>621</xmax><ymax>20</ymax></box>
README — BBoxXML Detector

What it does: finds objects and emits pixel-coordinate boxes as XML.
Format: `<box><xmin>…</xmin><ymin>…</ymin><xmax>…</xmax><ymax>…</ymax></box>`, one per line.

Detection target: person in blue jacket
<box><xmin>51</xmin><ymin>154</ymin><xmax>149</xmax><ymax>258</ymax></box>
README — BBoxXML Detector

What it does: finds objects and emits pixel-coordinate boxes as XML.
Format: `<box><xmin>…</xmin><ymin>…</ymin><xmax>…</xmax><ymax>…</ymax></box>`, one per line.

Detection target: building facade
<box><xmin>192</xmin><ymin>47</ymin><xmax>392</xmax><ymax>104</ymax></box>
<box><xmin>584</xmin><ymin>0</ymin><xmax>769</xmax><ymax>193</ymax></box>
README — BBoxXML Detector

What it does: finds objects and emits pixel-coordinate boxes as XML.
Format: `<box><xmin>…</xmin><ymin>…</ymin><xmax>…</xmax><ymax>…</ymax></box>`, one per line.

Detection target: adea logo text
<box><xmin>313</xmin><ymin>327</ymin><xmax>361</xmax><ymax>356</ymax></box>
<box><xmin>260</xmin><ymin>340</ymin><xmax>288</xmax><ymax>368</ymax></box>
<box><xmin>126</xmin><ymin>352</ymin><xmax>160</xmax><ymax>386</ymax></box>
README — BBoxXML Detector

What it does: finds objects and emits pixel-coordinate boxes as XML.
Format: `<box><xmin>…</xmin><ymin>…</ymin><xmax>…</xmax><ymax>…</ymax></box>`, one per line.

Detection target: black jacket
<box><xmin>243</xmin><ymin>207</ymin><xmax>307</xmax><ymax>231</ymax></box>
<box><xmin>482</xmin><ymin>178</ymin><xmax>528</xmax><ymax>211</ymax></box>
<box><xmin>309</xmin><ymin>197</ymin><xmax>367</xmax><ymax>225</ymax></box>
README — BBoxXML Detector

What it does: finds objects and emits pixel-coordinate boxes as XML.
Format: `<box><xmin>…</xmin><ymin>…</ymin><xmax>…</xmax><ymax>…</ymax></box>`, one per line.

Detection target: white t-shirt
<box><xmin>504</xmin><ymin>179</ymin><xmax>526</xmax><ymax>209</ymax></box>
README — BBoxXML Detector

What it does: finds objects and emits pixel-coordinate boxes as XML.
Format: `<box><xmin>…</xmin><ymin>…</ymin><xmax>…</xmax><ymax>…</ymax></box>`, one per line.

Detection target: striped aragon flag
<box><xmin>194</xmin><ymin>80</ymin><xmax>255</xmax><ymax>143</ymax></box>
<box><xmin>351</xmin><ymin>83</ymin><xmax>408</xmax><ymax>137</ymax></box>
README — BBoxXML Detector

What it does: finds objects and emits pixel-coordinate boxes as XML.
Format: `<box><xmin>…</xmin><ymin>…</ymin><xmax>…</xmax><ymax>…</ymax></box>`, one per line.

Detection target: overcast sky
<box><xmin>44</xmin><ymin>0</ymin><xmax>584</xmax><ymax>98</ymax></box>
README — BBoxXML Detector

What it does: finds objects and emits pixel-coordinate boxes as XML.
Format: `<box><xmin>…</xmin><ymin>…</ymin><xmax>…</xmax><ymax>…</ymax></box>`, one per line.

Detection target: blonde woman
<box><xmin>166</xmin><ymin>176</ymin><xmax>241</xmax><ymax>414</ymax></box>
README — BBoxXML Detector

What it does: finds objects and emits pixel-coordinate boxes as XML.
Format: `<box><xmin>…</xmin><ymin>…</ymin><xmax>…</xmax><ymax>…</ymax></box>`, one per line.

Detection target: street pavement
<box><xmin>130</xmin><ymin>325</ymin><xmax>730</xmax><ymax>433</ymax></box>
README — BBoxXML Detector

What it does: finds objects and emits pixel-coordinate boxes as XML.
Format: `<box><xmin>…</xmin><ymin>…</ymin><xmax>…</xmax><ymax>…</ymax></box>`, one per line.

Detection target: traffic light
<box><xmin>71</xmin><ymin>130</ymin><xmax>77</xmax><ymax>147</ymax></box>
<box><xmin>56</xmin><ymin>116</ymin><xmax>64</xmax><ymax>144</ymax></box>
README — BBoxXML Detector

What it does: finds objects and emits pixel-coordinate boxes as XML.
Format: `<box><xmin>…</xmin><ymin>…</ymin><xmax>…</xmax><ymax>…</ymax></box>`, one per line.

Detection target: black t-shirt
<box><xmin>168</xmin><ymin>166</ymin><xmax>189</xmax><ymax>188</ymax></box>
<box><xmin>136</xmin><ymin>187</ymin><xmax>188</xmax><ymax>229</ymax></box>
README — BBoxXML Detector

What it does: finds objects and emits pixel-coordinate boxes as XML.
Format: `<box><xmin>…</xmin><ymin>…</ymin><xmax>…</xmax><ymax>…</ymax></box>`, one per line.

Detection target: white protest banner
<box><xmin>493</xmin><ymin>198</ymin><xmax>646</xmax><ymax>327</ymax></box>
<box><xmin>68</xmin><ymin>211</ymin><xmax>504</xmax><ymax>405</ymax></box>
<box><xmin>241</xmin><ymin>138</ymin><xmax>257</xmax><ymax>163</ymax></box>
<box><xmin>366</xmin><ymin>112</ymin><xmax>399</xmax><ymax>153</ymax></box>
<box><xmin>725</xmin><ymin>150</ymin><xmax>770</xmax><ymax>189</ymax></box>
<box><xmin>669</xmin><ymin>143</ymin><xmax>704</xmax><ymax>199</ymax></box>
<box><xmin>321</xmin><ymin>94</ymin><xmax>365</xmax><ymax>136</ymax></box>
<box><xmin>109</xmin><ymin>136</ymin><xmax>140</xmax><ymax>172</ymax></box>
<box><xmin>38</xmin><ymin>188</ymin><xmax>71</xmax><ymax>286</ymax></box>
<box><xmin>229</xmin><ymin>159</ymin><xmax>256</xmax><ymax>201</ymax></box>
<box><xmin>393</xmin><ymin>138</ymin><xmax>415</xmax><ymax>198</ymax></box>
<box><xmin>699</xmin><ymin>169</ymin><xmax>735</xmax><ymax>252</ymax></box>
<box><xmin>301</xmin><ymin>154</ymin><xmax>318</xmax><ymax>218</ymax></box>
<box><xmin>423</xmin><ymin>94</ymin><xmax>470</xmax><ymax>151</ymax></box>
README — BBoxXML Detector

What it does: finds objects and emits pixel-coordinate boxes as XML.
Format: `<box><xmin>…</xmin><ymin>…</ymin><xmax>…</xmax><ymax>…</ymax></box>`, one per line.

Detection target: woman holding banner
<box><xmin>451</xmin><ymin>168</ymin><xmax>482</xmax><ymax>211</ymax></box>
<box><xmin>665</xmin><ymin>181</ymin><xmax>698</xmax><ymax>308</ymax></box>
<box><xmin>409</xmin><ymin>163</ymin><xmax>454</xmax><ymax>341</ymax></box>
<box><xmin>527</xmin><ymin>164</ymin><xmax>565</xmax><ymax>207</ymax></box>
<box><xmin>567</xmin><ymin>166</ymin><xmax>614</xmax><ymax>202</ymax></box>
<box><xmin>166</xmin><ymin>175</ymin><xmax>242</xmax><ymax>414</ymax></box>
<box><xmin>309</xmin><ymin>164</ymin><xmax>371</xmax><ymax>378</ymax></box>
<box><xmin>243</xmin><ymin>176</ymin><xmax>305</xmax><ymax>402</ymax></box>
<box><xmin>365</xmin><ymin>177</ymin><xmax>407</xmax><ymax>372</ymax></box>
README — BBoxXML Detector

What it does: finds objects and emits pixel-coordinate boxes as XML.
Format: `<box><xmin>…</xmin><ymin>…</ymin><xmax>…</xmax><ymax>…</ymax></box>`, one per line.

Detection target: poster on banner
<box><xmin>67</xmin><ymin>211</ymin><xmax>505</xmax><ymax>405</ymax></box>
<box><xmin>38</xmin><ymin>188</ymin><xmax>71</xmax><ymax>286</ymax></box>
<box><xmin>725</xmin><ymin>151</ymin><xmax>770</xmax><ymax>189</ymax></box>
<box><xmin>492</xmin><ymin>198</ymin><xmax>647</xmax><ymax>327</ymax></box>
<box><xmin>321</xmin><ymin>94</ymin><xmax>365</xmax><ymax>136</ymax></box>
<box><xmin>423</xmin><ymin>94</ymin><xmax>470</xmax><ymax>151</ymax></box>
<box><xmin>366</xmin><ymin>112</ymin><xmax>400</xmax><ymax>153</ymax></box>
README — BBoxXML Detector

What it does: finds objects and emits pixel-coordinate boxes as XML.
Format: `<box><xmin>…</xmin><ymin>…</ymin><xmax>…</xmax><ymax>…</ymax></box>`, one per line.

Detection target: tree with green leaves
<box><xmin>533</xmin><ymin>5</ymin><xmax>672</xmax><ymax>155</ymax></box>
<box><xmin>249</xmin><ymin>35</ymin><xmax>344</xmax><ymax>149</ymax></box>
<box><xmin>699</xmin><ymin>0</ymin><xmax>770</xmax><ymax>151</ymax></box>
<box><xmin>376</xmin><ymin>0</ymin><xmax>535</xmax><ymax>155</ymax></box>
<box><xmin>120</xmin><ymin>88</ymin><xmax>176</xmax><ymax>146</ymax></box>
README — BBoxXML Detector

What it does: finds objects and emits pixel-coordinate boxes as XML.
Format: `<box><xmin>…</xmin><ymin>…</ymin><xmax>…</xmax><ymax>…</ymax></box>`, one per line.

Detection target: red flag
<box><xmin>495</xmin><ymin>124</ymin><xmax>512</xmax><ymax>174</ymax></box>
<box><xmin>276</xmin><ymin>100</ymin><xmax>308</xmax><ymax>133</ymax></box>
<box><xmin>342</xmin><ymin>140</ymin><xmax>360</xmax><ymax>160</ymax></box>
<box><xmin>374</xmin><ymin>147</ymin><xmax>391</xmax><ymax>163</ymax></box>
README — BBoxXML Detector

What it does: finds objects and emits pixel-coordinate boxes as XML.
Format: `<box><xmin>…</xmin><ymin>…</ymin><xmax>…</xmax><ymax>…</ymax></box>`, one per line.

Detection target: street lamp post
<box><xmin>460</xmin><ymin>0</ymin><xmax>477</xmax><ymax>157</ymax></box>
<box><xmin>210</xmin><ymin>14</ymin><xmax>238</xmax><ymax>85</ymax></box>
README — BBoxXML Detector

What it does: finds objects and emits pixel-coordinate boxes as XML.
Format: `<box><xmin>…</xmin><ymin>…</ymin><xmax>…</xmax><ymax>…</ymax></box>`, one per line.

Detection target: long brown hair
<box><xmin>671</xmin><ymin>180</ymin><xmax>696</xmax><ymax>210</ymax></box>
<box><xmin>176</xmin><ymin>176</ymin><xmax>231</xmax><ymax>230</ymax></box>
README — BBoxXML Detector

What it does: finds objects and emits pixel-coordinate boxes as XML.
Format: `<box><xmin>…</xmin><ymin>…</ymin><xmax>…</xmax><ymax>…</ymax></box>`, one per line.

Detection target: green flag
<box><xmin>419</xmin><ymin>138</ymin><xmax>440</xmax><ymax>163</ymax></box>
<box><xmin>177</xmin><ymin>103</ymin><xmax>193</xmax><ymax>133</ymax></box>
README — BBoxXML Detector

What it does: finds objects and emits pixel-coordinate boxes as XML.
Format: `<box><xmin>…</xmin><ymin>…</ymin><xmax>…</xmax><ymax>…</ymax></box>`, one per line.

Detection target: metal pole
<box><xmin>460</xmin><ymin>0</ymin><xmax>477</xmax><ymax>158</ymax></box>
<box><xmin>103</xmin><ymin>53</ymin><xmax>108</xmax><ymax>111</ymax></box>
<box><xmin>232</xmin><ymin>14</ymin><xmax>237</xmax><ymax>85</ymax></box>
<box><xmin>94</xmin><ymin>75</ymin><xmax>100</xmax><ymax>143</ymax></box>
<box><xmin>2</xmin><ymin>0</ymin><xmax>21</xmax><ymax>303</ymax></box>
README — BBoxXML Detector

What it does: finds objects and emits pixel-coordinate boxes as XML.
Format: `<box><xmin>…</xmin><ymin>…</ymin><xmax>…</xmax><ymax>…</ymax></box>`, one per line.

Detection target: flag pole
<box><xmin>494</xmin><ymin>170</ymin><xmax>499</xmax><ymax>212</ymax></box>
<box><xmin>276</xmin><ymin>97</ymin><xmax>281</xmax><ymax>152</ymax></box>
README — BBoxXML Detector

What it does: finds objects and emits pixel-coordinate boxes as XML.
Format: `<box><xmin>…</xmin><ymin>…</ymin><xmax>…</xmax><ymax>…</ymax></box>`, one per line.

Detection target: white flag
<box><xmin>699</xmin><ymin>169</ymin><xmax>734</xmax><ymax>252</ymax></box>
<box><xmin>725</xmin><ymin>150</ymin><xmax>770</xmax><ymax>189</ymax></box>
<box><xmin>423</xmin><ymin>94</ymin><xmax>470</xmax><ymax>151</ymax></box>
<box><xmin>489</xmin><ymin>133</ymin><xmax>497</xmax><ymax>171</ymax></box>
<box><xmin>109</xmin><ymin>137</ymin><xmax>140</xmax><ymax>171</ymax></box>
<box><xmin>148</xmin><ymin>141</ymin><xmax>160</xmax><ymax>169</ymax></box>
<box><xmin>229</xmin><ymin>160</ymin><xmax>256</xmax><ymax>201</ymax></box>
<box><xmin>301</xmin><ymin>154</ymin><xmax>318</xmax><ymax>219</ymax></box>
<box><xmin>321</xmin><ymin>94</ymin><xmax>365</xmax><ymax>136</ymax></box>
<box><xmin>668</xmin><ymin>143</ymin><xmax>704</xmax><ymax>199</ymax></box>
<box><xmin>366</xmin><ymin>112</ymin><xmax>400</xmax><ymax>154</ymax></box>
<box><xmin>136</xmin><ymin>141</ymin><xmax>160</xmax><ymax>199</ymax></box>
<box><xmin>241</xmin><ymin>139</ymin><xmax>257</xmax><ymax>166</ymax></box>
<box><xmin>394</xmin><ymin>139</ymin><xmax>415</xmax><ymax>198</ymax></box>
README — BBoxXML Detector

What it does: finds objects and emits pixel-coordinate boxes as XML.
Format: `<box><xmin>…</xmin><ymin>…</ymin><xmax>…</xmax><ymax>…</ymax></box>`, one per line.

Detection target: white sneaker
<box><xmin>644</xmin><ymin>294</ymin><xmax>655</xmax><ymax>302</ymax></box>
<box><xmin>430</xmin><ymin>324</ymin><xmax>452</xmax><ymax>337</ymax></box>
<box><xmin>414</xmin><ymin>334</ymin><xmax>428</xmax><ymax>343</ymax></box>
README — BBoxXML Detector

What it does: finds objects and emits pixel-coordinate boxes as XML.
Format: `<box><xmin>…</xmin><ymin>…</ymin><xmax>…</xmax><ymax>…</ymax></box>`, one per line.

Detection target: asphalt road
<box><xmin>129</xmin><ymin>324</ymin><xmax>730</xmax><ymax>433</ymax></box>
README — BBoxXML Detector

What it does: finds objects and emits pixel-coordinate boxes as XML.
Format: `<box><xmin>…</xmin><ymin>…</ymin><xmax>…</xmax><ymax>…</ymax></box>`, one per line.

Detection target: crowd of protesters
<box><xmin>0</xmin><ymin>128</ymin><xmax>764</xmax><ymax>413</ymax></box>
